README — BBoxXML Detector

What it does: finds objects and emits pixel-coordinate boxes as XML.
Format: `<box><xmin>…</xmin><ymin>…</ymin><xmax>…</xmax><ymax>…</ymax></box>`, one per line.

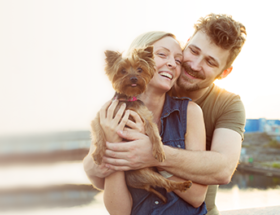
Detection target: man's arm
<box><xmin>161</xmin><ymin>128</ymin><xmax>242</xmax><ymax>185</ymax></box>
<box><xmin>167</xmin><ymin>102</ymin><xmax>207</xmax><ymax>208</ymax></box>
<box><xmin>104</xmin><ymin>128</ymin><xmax>242</xmax><ymax>185</ymax></box>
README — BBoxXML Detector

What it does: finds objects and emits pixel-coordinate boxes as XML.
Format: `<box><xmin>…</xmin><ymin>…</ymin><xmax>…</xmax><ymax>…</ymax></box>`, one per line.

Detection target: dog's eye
<box><xmin>137</xmin><ymin>68</ymin><xmax>143</xmax><ymax>73</ymax></box>
<box><xmin>121</xmin><ymin>69</ymin><xmax>127</xmax><ymax>74</ymax></box>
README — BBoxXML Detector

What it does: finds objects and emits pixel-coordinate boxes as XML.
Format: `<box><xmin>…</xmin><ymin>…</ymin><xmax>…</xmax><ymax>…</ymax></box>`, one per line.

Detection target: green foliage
<box><xmin>272</xmin><ymin>163</ymin><xmax>280</xmax><ymax>169</ymax></box>
<box><xmin>263</xmin><ymin>139</ymin><xmax>280</xmax><ymax>149</ymax></box>
<box><xmin>261</xmin><ymin>162</ymin><xmax>280</xmax><ymax>169</ymax></box>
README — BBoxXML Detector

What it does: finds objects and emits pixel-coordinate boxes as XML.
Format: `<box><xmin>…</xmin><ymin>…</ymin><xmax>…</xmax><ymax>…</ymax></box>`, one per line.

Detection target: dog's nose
<box><xmin>130</xmin><ymin>77</ymin><xmax>138</xmax><ymax>83</ymax></box>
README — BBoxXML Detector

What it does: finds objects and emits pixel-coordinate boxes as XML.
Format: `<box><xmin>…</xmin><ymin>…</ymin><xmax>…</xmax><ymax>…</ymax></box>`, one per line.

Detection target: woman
<box><xmin>83</xmin><ymin>31</ymin><xmax>207</xmax><ymax>215</ymax></box>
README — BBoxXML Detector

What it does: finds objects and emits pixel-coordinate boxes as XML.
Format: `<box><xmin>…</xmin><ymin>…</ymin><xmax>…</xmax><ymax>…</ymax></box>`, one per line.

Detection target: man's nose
<box><xmin>191</xmin><ymin>57</ymin><xmax>203</xmax><ymax>71</ymax></box>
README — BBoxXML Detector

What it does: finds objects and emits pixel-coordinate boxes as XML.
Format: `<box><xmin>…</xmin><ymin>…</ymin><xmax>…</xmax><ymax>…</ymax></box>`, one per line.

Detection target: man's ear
<box><xmin>218</xmin><ymin>66</ymin><xmax>233</xmax><ymax>80</ymax></box>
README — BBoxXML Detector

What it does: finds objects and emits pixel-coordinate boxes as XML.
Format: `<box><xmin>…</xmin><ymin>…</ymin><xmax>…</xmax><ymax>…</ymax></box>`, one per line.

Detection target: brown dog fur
<box><xmin>91</xmin><ymin>46</ymin><xmax>192</xmax><ymax>203</ymax></box>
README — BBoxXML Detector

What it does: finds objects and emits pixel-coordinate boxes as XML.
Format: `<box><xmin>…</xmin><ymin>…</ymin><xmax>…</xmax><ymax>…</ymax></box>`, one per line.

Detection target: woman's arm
<box><xmin>167</xmin><ymin>101</ymin><xmax>207</xmax><ymax>208</ymax></box>
<box><xmin>84</xmin><ymin>100</ymin><xmax>133</xmax><ymax>214</ymax></box>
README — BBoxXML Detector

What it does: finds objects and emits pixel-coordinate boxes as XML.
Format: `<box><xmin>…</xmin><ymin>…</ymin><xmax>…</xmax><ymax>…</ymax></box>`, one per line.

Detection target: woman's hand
<box><xmin>124</xmin><ymin>110</ymin><xmax>145</xmax><ymax>134</ymax></box>
<box><xmin>100</xmin><ymin>100</ymin><xmax>130</xmax><ymax>143</ymax></box>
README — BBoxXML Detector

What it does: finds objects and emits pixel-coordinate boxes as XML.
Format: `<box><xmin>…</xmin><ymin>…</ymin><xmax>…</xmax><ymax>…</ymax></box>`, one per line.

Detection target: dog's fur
<box><xmin>91</xmin><ymin>46</ymin><xmax>192</xmax><ymax>203</ymax></box>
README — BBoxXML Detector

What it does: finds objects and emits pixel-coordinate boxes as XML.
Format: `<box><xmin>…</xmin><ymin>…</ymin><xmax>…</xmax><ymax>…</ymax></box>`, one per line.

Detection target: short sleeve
<box><xmin>215</xmin><ymin>96</ymin><xmax>246</xmax><ymax>140</ymax></box>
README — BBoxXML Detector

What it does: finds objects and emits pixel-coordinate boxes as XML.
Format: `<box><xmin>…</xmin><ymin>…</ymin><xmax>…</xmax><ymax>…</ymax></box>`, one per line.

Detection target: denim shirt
<box><xmin>128</xmin><ymin>94</ymin><xmax>207</xmax><ymax>215</ymax></box>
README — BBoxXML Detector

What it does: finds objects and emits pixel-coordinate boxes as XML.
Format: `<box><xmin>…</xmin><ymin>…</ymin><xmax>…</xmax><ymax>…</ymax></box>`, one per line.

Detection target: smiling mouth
<box><xmin>183</xmin><ymin>65</ymin><xmax>205</xmax><ymax>80</ymax></box>
<box><xmin>159</xmin><ymin>72</ymin><xmax>173</xmax><ymax>80</ymax></box>
<box><xmin>185</xmin><ymin>69</ymin><xmax>200</xmax><ymax>78</ymax></box>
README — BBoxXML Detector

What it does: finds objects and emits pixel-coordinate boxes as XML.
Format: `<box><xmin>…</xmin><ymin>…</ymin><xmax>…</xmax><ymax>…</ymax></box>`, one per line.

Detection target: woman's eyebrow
<box><xmin>157</xmin><ymin>46</ymin><xmax>170</xmax><ymax>52</ymax></box>
<box><xmin>157</xmin><ymin>46</ymin><xmax>183</xmax><ymax>57</ymax></box>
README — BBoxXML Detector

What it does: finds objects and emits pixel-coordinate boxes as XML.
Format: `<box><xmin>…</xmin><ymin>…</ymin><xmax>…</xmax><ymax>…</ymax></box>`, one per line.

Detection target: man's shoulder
<box><xmin>204</xmin><ymin>84</ymin><xmax>243</xmax><ymax>107</ymax></box>
<box><xmin>199</xmin><ymin>84</ymin><xmax>245</xmax><ymax>119</ymax></box>
<box><xmin>210</xmin><ymin>84</ymin><xmax>241</xmax><ymax>100</ymax></box>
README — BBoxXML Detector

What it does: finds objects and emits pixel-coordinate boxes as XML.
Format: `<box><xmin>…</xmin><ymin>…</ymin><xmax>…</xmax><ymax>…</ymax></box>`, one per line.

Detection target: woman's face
<box><xmin>148</xmin><ymin>36</ymin><xmax>182</xmax><ymax>92</ymax></box>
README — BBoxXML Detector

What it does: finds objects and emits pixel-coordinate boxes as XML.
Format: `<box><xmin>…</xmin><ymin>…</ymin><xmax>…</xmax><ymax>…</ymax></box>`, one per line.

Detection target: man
<box><xmin>84</xmin><ymin>14</ymin><xmax>247</xmax><ymax>215</ymax></box>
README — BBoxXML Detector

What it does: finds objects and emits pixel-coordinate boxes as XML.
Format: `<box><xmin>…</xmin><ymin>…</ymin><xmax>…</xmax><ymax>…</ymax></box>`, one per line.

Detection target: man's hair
<box><xmin>193</xmin><ymin>13</ymin><xmax>247</xmax><ymax>70</ymax></box>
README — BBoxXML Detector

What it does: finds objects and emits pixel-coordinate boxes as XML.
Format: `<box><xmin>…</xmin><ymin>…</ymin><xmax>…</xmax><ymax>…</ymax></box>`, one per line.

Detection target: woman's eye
<box><xmin>137</xmin><ymin>68</ymin><xmax>142</xmax><ymax>73</ymax></box>
<box><xmin>158</xmin><ymin>53</ymin><xmax>166</xmax><ymax>57</ymax></box>
<box><xmin>175</xmin><ymin>60</ymin><xmax>182</xmax><ymax>65</ymax></box>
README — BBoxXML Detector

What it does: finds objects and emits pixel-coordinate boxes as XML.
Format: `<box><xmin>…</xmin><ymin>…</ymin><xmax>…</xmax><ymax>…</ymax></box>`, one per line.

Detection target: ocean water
<box><xmin>0</xmin><ymin>162</ymin><xmax>279</xmax><ymax>214</ymax></box>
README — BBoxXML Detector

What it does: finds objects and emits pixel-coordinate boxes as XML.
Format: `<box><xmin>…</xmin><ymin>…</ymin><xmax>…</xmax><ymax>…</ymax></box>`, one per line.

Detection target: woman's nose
<box><xmin>167</xmin><ymin>58</ymin><xmax>176</xmax><ymax>68</ymax></box>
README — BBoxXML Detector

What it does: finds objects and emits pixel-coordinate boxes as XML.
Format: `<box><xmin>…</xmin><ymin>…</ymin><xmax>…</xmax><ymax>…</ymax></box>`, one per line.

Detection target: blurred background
<box><xmin>0</xmin><ymin>0</ymin><xmax>280</xmax><ymax>214</ymax></box>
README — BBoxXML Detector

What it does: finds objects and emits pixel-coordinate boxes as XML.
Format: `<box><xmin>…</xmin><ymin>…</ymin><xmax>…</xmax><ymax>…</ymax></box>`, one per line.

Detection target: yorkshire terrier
<box><xmin>91</xmin><ymin>46</ymin><xmax>192</xmax><ymax>202</ymax></box>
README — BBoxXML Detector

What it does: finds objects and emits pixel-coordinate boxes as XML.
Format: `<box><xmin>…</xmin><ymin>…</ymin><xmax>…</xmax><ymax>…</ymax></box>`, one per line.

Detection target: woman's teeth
<box><xmin>160</xmin><ymin>72</ymin><xmax>172</xmax><ymax>79</ymax></box>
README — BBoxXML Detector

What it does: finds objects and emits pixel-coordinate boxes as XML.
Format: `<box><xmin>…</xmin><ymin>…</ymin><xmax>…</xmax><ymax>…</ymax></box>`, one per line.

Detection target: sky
<box><xmin>1</xmin><ymin>0</ymin><xmax>280</xmax><ymax>135</ymax></box>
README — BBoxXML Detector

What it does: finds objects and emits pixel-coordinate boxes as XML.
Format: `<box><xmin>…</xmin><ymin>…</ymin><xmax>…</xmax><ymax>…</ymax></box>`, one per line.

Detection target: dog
<box><xmin>91</xmin><ymin>46</ymin><xmax>192</xmax><ymax>203</ymax></box>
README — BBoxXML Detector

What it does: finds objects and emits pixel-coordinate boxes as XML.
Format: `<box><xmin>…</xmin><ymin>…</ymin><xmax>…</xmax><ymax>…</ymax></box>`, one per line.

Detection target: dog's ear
<box><xmin>136</xmin><ymin>46</ymin><xmax>154</xmax><ymax>60</ymax></box>
<box><xmin>104</xmin><ymin>50</ymin><xmax>122</xmax><ymax>68</ymax></box>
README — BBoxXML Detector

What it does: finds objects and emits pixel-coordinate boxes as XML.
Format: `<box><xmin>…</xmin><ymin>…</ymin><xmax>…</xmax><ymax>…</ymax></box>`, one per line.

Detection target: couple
<box><xmin>83</xmin><ymin>13</ymin><xmax>247</xmax><ymax>215</ymax></box>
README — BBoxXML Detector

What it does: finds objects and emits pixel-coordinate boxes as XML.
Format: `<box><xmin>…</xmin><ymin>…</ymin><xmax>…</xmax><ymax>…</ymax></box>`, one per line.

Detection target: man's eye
<box><xmin>190</xmin><ymin>48</ymin><xmax>197</xmax><ymax>54</ymax></box>
<box><xmin>137</xmin><ymin>68</ymin><xmax>143</xmax><ymax>73</ymax></box>
<box><xmin>207</xmin><ymin>60</ymin><xmax>215</xmax><ymax>66</ymax></box>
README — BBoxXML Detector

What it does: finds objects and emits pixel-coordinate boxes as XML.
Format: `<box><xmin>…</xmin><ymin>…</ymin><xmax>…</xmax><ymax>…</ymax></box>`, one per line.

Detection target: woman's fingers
<box><xmin>113</xmin><ymin>103</ymin><xmax>127</xmax><ymax>124</ymax></box>
<box><xmin>117</xmin><ymin>109</ymin><xmax>130</xmax><ymax>130</ymax></box>
<box><xmin>107</xmin><ymin>99</ymin><xmax>119</xmax><ymax>120</ymax></box>
<box><xmin>125</xmin><ymin>110</ymin><xmax>145</xmax><ymax>133</ymax></box>
<box><xmin>125</xmin><ymin>120</ymin><xmax>136</xmax><ymax>129</ymax></box>
<box><xmin>100</xmin><ymin>100</ymin><xmax>112</xmax><ymax>120</ymax></box>
<box><xmin>129</xmin><ymin>110</ymin><xmax>143</xmax><ymax>124</ymax></box>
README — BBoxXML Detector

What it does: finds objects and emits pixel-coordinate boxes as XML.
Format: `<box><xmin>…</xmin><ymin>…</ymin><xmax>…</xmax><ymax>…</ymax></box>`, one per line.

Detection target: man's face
<box><xmin>177</xmin><ymin>30</ymin><xmax>231</xmax><ymax>92</ymax></box>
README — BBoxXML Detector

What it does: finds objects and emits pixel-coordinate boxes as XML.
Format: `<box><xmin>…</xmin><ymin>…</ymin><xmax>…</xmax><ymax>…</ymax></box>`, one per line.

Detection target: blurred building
<box><xmin>245</xmin><ymin>118</ymin><xmax>280</xmax><ymax>142</ymax></box>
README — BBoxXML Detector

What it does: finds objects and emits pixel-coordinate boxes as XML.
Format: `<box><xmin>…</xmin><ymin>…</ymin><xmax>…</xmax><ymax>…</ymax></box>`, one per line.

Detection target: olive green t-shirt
<box><xmin>196</xmin><ymin>83</ymin><xmax>246</xmax><ymax>215</ymax></box>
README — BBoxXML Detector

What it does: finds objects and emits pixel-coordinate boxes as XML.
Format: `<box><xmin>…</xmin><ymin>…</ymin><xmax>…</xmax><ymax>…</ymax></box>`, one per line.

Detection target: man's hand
<box><xmin>103</xmin><ymin>130</ymin><xmax>159</xmax><ymax>171</ymax></box>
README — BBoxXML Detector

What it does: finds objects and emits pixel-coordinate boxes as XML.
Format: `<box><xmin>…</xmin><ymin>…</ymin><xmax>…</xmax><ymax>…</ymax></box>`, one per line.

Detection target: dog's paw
<box><xmin>155</xmin><ymin>152</ymin><xmax>166</xmax><ymax>162</ymax></box>
<box><xmin>181</xmin><ymin>180</ymin><xmax>192</xmax><ymax>191</ymax></box>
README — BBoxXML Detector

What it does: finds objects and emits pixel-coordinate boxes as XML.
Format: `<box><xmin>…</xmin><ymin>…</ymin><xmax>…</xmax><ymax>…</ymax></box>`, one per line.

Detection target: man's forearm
<box><xmin>159</xmin><ymin>146</ymin><xmax>233</xmax><ymax>185</ymax></box>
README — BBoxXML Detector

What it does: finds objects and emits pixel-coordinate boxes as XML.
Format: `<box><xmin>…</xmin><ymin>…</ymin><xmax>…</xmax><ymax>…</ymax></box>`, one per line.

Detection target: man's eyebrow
<box><xmin>189</xmin><ymin>45</ymin><xmax>220</xmax><ymax>67</ymax></box>
<box><xmin>208</xmin><ymin>56</ymin><xmax>219</xmax><ymax>67</ymax></box>
<box><xmin>158</xmin><ymin>46</ymin><xmax>183</xmax><ymax>57</ymax></box>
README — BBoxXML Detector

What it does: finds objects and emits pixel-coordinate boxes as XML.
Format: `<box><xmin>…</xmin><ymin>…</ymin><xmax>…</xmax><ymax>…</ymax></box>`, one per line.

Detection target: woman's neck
<box><xmin>139</xmin><ymin>88</ymin><xmax>166</xmax><ymax>124</ymax></box>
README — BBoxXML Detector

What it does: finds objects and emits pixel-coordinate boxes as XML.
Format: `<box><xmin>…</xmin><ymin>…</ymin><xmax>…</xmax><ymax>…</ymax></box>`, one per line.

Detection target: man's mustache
<box><xmin>181</xmin><ymin>62</ymin><xmax>206</xmax><ymax>80</ymax></box>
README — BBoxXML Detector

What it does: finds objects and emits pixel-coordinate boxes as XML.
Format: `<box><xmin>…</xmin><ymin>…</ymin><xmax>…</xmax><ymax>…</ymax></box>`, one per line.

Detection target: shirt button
<box><xmin>155</xmin><ymin>201</ymin><xmax>159</xmax><ymax>205</ymax></box>
<box><xmin>177</xmin><ymin>145</ymin><xmax>181</xmax><ymax>148</ymax></box>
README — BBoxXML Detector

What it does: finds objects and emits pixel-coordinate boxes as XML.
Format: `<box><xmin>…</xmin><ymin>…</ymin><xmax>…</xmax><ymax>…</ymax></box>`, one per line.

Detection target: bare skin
<box><xmin>84</xmin><ymin>36</ymin><xmax>208</xmax><ymax>213</ymax></box>
<box><xmin>95</xmin><ymin>31</ymin><xmax>242</xmax><ymax>186</ymax></box>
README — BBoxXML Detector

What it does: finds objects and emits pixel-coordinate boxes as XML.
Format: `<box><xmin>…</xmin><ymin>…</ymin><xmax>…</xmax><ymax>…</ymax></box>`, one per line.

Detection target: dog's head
<box><xmin>104</xmin><ymin>46</ymin><xmax>156</xmax><ymax>97</ymax></box>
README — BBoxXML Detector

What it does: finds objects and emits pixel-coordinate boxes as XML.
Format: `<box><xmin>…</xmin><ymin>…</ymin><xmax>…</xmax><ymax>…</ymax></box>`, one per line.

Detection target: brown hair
<box><xmin>193</xmin><ymin>13</ymin><xmax>247</xmax><ymax>70</ymax></box>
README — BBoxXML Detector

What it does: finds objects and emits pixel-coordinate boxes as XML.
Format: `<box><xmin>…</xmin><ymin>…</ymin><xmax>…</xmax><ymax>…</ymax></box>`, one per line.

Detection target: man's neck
<box><xmin>172</xmin><ymin>84</ymin><xmax>209</xmax><ymax>102</ymax></box>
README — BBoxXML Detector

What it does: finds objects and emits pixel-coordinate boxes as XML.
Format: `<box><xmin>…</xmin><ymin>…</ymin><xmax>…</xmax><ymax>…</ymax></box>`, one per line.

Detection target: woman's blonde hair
<box><xmin>126</xmin><ymin>31</ymin><xmax>177</xmax><ymax>56</ymax></box>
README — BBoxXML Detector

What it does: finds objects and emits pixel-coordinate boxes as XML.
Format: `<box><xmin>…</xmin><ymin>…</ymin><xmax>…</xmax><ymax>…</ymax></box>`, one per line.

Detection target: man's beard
<box><xmin>176</xmin><ymin>62</ymin><xmax>206</xmax><ymax>92</ymax></box>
